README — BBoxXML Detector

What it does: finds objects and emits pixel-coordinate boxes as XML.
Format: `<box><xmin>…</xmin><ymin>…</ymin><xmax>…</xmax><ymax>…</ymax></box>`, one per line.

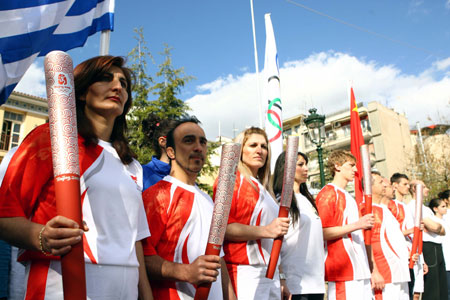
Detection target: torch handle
<box><xmin>363</xmin><ymin>194</ymin><xmax>372</xmax><ymax>245</ymax></box>
<box><xmin>418</xmin><ymin>230</ymin><xmax>423</xmax><ymax>255</ymax></box>
<box><xmin>409</xmin><ymin>226</ymin><xmax>421</xmax><ymax>269</ymax></box>
<box><xmin>266</xmin><ymin>206</ymin><xmax>289</xmax><ymax>279</ymax></box>
<box><xmin>54</xmin><ymin>176</ymin><xmax>86</xmax><ymax>300</ymax></box>
<box><xmin>194</xmin><ymin>243</ymin><xmax>221</xmax><ymax>300</ymax></box>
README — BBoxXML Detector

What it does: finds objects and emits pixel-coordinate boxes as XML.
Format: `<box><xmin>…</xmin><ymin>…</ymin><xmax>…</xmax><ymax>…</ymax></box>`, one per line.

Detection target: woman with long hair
<box><xmin>0</xmin><ymin>56</ymin><xmax>152</xmax><ymax>299</ymax></box>
<box><xmin>424</xmin><ymin>198</ymin><xmax>448</xmax><ymax>300</ymax></box>
<box><xmin>273</xmin><ymin>151</ymin><xmax>325</xmax><ymax>300</ymax></box>
<box><xmin>141</xmin><ymin>114</ymin><xmax>177</xmax><ymax>191</ymax></box>
<box><xmin>214</xmin><ymin>127</ymin><xmax>290</xmax><ymax>300</ymax></box>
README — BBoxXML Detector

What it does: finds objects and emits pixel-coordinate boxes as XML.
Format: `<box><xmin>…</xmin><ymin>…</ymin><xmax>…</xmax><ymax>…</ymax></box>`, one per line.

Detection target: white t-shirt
<box><xmin>80</xmin><ymin>140</ymin><xmax>150</xmax><ymax>266</ymax></box>
<box><xmin>442</xmin><ymin>214</ymin><xmax>450</xmax><ymax>271</ymax></box>
<box><xmin>422</xmin><ymin>214</ymin><xmax>444</xmax><ymax>244</ymax></box>
<box><xmin>406</xmin><ymin>200</ymin><xmax>441</xmax><ymax>243</ymax></box>
<box><xmin>281</xmin><ymin>193</ymin><xmax>325</xmax><ymax>294</ymax></box>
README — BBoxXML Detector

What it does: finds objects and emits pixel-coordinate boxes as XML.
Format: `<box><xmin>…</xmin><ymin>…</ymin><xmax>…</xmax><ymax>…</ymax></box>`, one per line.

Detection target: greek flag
<box><xmin>0</xmin><ymin>0</ymin><xmax>114</xmax><ymax>105</ymax></box>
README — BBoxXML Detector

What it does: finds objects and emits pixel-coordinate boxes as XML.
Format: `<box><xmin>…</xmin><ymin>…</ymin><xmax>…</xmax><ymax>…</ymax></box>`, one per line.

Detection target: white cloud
<box><xmin>15</xmin><ymin>60</ymin><xmax>46</xmax><ymax>97</ymax></box>
<box><xmin>186</xmin><ymin>51</ymin><xmax>450</xmax><ymax>140</ymax></box>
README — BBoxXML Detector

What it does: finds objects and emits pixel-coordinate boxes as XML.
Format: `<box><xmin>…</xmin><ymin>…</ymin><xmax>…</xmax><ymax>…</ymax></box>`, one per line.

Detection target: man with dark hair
<box><xmin>141</xmin><ymin>117</ymin><xmax>234</xmax><ymax>299</ymax></box>
<box><xmin>316</xmin><ymin>150</ymin><xmax>376</xmax><ymax>299</ymax></box>
<box><xmin>390</xmin><ymin>173</ymin><xmax>410</xmax><ymax>203</ymax></box>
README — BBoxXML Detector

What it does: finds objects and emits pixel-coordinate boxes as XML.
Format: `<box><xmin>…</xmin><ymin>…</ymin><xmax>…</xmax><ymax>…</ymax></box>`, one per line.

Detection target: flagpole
<box><xmin>100</xmin><ymin>30</ymin><xmax>111</xmax><ymax>55</ymax></box>
<box><xmin>250</xmin><ymin>0</ymin><xmax>263</xmax><ymax>128</ymax></box>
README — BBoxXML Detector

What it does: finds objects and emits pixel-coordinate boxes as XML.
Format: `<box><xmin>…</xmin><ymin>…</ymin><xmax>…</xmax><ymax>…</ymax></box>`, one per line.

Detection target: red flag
<box><xmin>350</xmin><ymin>86</ymin><xmax>365</xmax><ymax>206</ymax></box>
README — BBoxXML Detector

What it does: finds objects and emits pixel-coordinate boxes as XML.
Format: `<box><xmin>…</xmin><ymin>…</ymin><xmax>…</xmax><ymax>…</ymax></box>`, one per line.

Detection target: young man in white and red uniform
<box><xmin>391</xmin><ymin>173</ymin><xmax>428</xmax><ymax>300</ymax></box>
<box><xmin>316</xmin><ymin>150</ymin><xmax>377</xmax><ymax>300</ymax></box>
<box><xmin>388</xmin><ymin>173</ymin><xmax>420</xmax><ymax>299</ymax></box>
<box><xmin>370</xmin><ymin>173</ymin><xmax>411</xmax><ymax>299</ymax></box>
<box><xmin>142</xmin><ymin>117</ymin><xmax>235</xmax><ymax>300</ymax></box>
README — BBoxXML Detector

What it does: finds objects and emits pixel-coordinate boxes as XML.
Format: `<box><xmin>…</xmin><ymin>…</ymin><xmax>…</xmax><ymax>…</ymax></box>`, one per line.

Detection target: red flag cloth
<box><xmin>350</xmin><ymin>87</ymin><xmax>365</xmax><ymax>206</ymax></box>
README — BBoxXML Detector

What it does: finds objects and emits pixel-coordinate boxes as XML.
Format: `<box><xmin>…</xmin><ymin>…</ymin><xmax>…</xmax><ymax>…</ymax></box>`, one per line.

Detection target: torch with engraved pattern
<box><xmin>45</xmin><ymin>51</ymin><xmax>86</xmax><ymax>300</ymax></box>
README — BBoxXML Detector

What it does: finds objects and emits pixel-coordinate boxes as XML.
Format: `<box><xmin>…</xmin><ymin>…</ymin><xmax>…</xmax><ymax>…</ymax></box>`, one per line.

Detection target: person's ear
<box><xmin>334</xmin><ymin>164</ymin><xmax>341</xmax><ymax>173</ymax></box>
<box><xmin>158</xmin><ymin>136</ymin><xmax>167</xmax><ymax>149</ymax></box>
<box><xmin>166</xmin><ymin>146</ymin><xmax>175</xmax><ymax>160</ymax></box>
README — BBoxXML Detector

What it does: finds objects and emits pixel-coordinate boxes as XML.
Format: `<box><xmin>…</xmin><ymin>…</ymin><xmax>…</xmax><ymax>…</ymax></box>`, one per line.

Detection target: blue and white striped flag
<box><xmin>0</xmin><ymin>0</ymin><xmax>114</xmax><ymax>105</ymax></box>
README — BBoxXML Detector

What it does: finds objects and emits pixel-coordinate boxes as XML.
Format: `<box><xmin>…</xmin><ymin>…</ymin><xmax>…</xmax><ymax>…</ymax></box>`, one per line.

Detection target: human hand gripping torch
<box><xmin>44</xmin><ymin>51</ymin><xmax>86</xmax><ymax>300</ymax></box>
<box><xmin>360</xmin><ymin>145</ymin><xmax>372</xmax><ymax>245</ymax></box>
<box><xmin>409</xmin><ymin>183</ymin><xmax>424</xmax><ymax>269</ymax></box>
<box><xmin>266</xmin><ymin>135</ymin><xmax>299</xmax><ymax>279</ymax></box>
<box><xmin>194</xmin><ymin>143</ymin><xmax>241</xmax><ymax>300</ymax></box>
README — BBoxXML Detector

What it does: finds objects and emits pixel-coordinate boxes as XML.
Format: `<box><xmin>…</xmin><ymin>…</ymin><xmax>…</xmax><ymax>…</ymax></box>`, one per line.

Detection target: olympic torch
<box><xmin>360</xmin><ymin>145</ymin><xmax>372</xmax><ymax>245</ymax></box>
<box><xmin>44</xmin><ymin>51</ymin><xmax>86</xmax><ymax>300</ymax></box>
<box><xmin>409</xmin><ymin>183</ymin><xmax>423</xmax><ymax>269</ymax></box>
<box><xmin>266</xmin><ymin>135</ymin><xmax>299</xmax><ymax>279</ymax></box>
<box><xmin>194</xmin><ymin>143</ymin><xmax>241</xmax><ymax>300</ymax></box>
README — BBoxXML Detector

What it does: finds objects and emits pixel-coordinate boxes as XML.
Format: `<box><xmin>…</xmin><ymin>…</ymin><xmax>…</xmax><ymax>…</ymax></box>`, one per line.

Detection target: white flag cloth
<box><xmin>263</xmin><ymin>13</ymin><xmax>283</xmax><ymax>172</ymax></box>
<box><xmin>0</xmin><ymin>0</ymin><xmax>114</xmax><ymax>104</ymax></box>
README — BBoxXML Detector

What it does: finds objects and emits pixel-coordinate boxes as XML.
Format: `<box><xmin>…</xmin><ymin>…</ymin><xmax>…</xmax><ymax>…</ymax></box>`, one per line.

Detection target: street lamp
<box><xmin>304</xmin><ymin>108</ymin><xmax>326</xmax><ymax>187</ymax></box>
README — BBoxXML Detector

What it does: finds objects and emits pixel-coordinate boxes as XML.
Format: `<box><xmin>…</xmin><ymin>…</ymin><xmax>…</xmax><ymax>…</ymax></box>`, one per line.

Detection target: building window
<box><xmin>342</xmin><ymin>124</ymin><xmax>351</xmax><ymax>137</ymax></box>
<box><xmin>1</xmin><ymin>112</ymin><xmax>23</xmax><ymax>151</ymax></box>
<box><xmin>284</xmin><ymin>128</ymin><xmax>292</xmax><ymax>136</ymax></box>
<box><xmin>304</xmin><ymin>133</ymin><xmax>312</xmax><ymax>148</ymax></box>
<box><xmin>361</xmin><ymin>119</ymin><xmax>371</xmax><ymax>132</ymax></box>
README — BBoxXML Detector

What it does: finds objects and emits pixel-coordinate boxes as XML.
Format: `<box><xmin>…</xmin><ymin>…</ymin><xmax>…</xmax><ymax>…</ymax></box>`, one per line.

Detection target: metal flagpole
<box><xmin>250</xmin><ymin>0</ymin><xmax>263</xmax><ymax>128</ymax></box>
<box><xmin>99</xmin><ymin>30</ymin><xmax>111</xmax><ymax>55</ymax></box>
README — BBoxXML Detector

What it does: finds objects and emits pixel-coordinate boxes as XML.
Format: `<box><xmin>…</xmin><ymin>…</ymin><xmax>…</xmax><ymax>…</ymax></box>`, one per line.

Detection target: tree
<box><xmin>125</xmin><ymin>28</ymin><xmax>219</xmax><ymax>194</ymax></box>
<box><xmin>127</xmin><ymin>27</ymin><xmax>154</xmax><ymax>162</ymax></box>
<box><xmin>127</xmin><ymin>30</ymin><xmax>192</xmax><ymax>163</ymax></box>
<box><xmin>407</xmin><ymin>133</ymin><xmax>450</xmax><ymax>201</ymax></box>
<box><xmin>149</xmin><ymin>44</ymin><xmax>193</xmax><ymax>120</ymax></box>
<box><xmin>197</xmin><ymin>141</ymin><xmax>221</xmax><ymax>197</ymax></box>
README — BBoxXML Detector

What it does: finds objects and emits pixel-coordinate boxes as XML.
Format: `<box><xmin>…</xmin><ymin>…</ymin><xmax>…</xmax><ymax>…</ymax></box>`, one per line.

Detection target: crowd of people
<box><xmin>0</xmin><ymin>55</ymin><xmax>449</xmax><ymax>300</ymax></box>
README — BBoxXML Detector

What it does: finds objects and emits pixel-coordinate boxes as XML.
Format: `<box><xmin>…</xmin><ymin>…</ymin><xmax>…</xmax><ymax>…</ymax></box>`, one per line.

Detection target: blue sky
<box><xmin>17</xmin><ymin>0</ymin><xmax>450</xmax><ymax>139</ymax></box>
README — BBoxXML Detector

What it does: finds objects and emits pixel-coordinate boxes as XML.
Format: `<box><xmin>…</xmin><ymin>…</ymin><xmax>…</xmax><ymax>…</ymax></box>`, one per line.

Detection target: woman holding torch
<box><xmin>215</xmin><ymin>127</ymin><xmax>290</xmax><ymax>300</ymax></box>
<box><xmin>272</xmin><ymin>151</ymin><xmax>325</xmax><ymax>300</ymax></box>
<box><xmin>0</xmin><ymin>56</ymin><xmax>152</xmax><ymax>299</ymax></box>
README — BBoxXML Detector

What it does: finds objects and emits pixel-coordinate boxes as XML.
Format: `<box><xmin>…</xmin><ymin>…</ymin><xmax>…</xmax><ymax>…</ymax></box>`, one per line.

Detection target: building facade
<box><xmin>0</xmin><ymin>91</ymin><xmax>48</xmax><ymax>162</ymax></box>
<box><xmin>283</xmin><ymin>101</ymin><xmax>413</xmax><ymax>189</ymax></box>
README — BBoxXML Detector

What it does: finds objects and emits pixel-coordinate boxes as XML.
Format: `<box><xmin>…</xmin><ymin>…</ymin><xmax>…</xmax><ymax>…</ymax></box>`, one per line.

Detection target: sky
<box><xmin>15</xmin><ymin>0</ymin><xmax>450</xmax><ymax>140</ymax></box>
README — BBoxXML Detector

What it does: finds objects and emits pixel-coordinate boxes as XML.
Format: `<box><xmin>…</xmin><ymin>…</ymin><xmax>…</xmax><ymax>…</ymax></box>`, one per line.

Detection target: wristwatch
<box><xmin>279</xmin><ymin>273</ymin><xmax>286</xmax><ymax>280</ymax></box>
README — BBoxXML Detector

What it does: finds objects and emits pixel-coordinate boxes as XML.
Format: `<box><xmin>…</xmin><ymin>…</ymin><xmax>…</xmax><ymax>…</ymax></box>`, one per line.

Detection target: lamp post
<box><xmin>304</xmin><ymin>108</ymin><xmax>326</xmax><ymax>187</ymax></box>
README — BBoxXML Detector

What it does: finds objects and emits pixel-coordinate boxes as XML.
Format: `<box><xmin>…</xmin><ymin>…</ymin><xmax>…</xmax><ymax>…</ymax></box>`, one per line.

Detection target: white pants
<box><xmin>236</xmin><ymin>265</ymin><xmax>281</xmax><ymax>300</ymax></box>
<box><xmin>374</xmin><ymin>282</ymin><xmax>409</xmax><ymax>300</ymax></box>
<box><xmin>24</xmin><ymin>260</ymin><xmax>139</xmax><ymax>300</ymax></box>
<box><xmin>413</xmin><ymin>260</ymin><xmax>424</xmax><ymax>293</ymax></box>
<box><xmin>328</xmin><ymin>279</ymin><xmax>372</xmax><ymax>300</ymax></box>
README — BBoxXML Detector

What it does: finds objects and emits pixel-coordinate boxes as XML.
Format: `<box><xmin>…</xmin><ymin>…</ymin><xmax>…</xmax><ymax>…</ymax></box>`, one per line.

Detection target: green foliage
<box><xmin>125</xmin><ymin>28</ymin><xmax>219</xmax><ymax>192</ymax></box>
<box><xmin>127</xmin><ymin>28</ymin><xmax>193</xmax><ymax>164</ymax></box>
<box><xmin>197</xmin><ymin>141</ymin><xmax>221</xmax><ymax>197</ymax></box>
<box><xmin>151</xmin><ymin>44</ymin><xmax>193</xmax><ymax>120</ymax></box>
<box><xmin>127</xmin><ymin>28</ymin><xmax>154</xmax><ymax>163</ymax></box>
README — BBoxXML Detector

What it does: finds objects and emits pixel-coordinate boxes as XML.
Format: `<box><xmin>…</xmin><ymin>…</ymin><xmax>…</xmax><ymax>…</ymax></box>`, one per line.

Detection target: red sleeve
<box><xmin>0</xmin><ymin>124</ymin><xmax>53</xmax><ymax>219</ymax></box>
<box><xmin>316</xmin><ymin>185</ymin><xmax>339</xmax><ymax>228</ymax></box>
<box><xmin>141</xmin><ymin>181</ymin><xmax>170</xmax><ymax>256</ymax></box>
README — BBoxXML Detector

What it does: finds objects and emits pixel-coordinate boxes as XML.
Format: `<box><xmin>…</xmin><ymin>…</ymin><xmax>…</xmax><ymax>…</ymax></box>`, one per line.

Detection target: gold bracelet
<box><xmin>39</xmin><ymin>227</ymin><xmax>52</xmax><ymax>256</ymax></box>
